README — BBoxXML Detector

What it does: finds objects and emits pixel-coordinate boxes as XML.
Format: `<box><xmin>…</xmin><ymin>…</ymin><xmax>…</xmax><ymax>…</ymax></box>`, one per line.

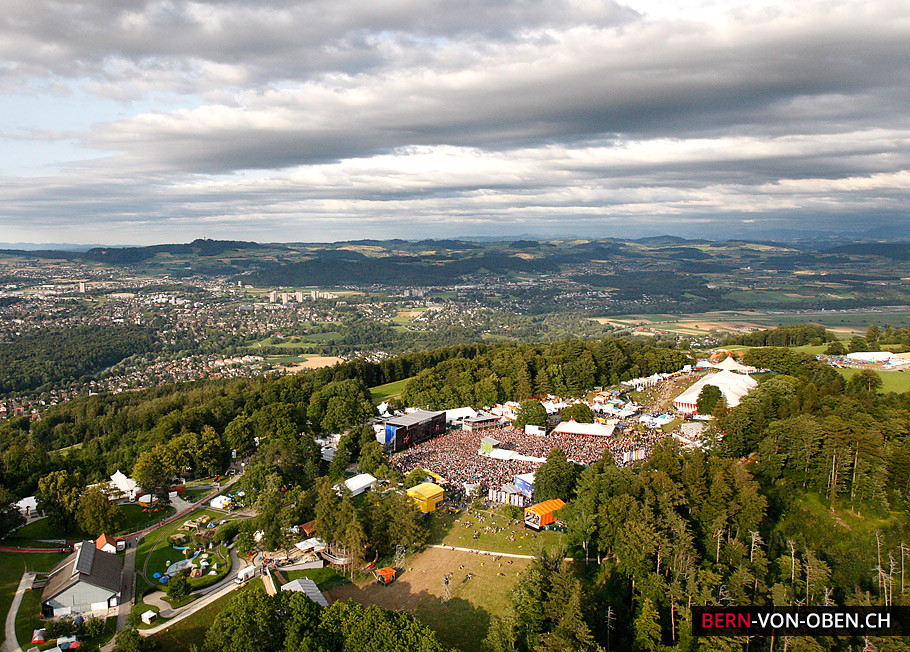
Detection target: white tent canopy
<box><xmin>343</xmin><ymin>473</ymin><xmax>377</xmax><ymax>496</ymax></box>
<box><xmin>109</xmin><ymin>471</ymin><xmax>138</xmax><ymax>499</ymax></box>
<box><xmin>552</xmin><ymin>421</ymin><xmax>615</xmax><ymax>437</ymax></box>
<box><xmin>486</xmin><ymin>449</ymin><xmax>545</xmax><ymax>463</ymax></box>
<box><xmin>16</xmin><ymin>495</ymin><xmax>37</xmax><ymax>515</ymax></box>
<box><xmin>445</xmin><ymin>407</ymin><xmax>478</xmax><ymax>423</ymax></box>
<box><xmin>846</xmin><ymin>351</ymin><xmax>897</xmax><ymax>363</ymax></box>
<box><xmin>712</xmin><ymin>356</ymin><xmax>756</xmax><ymax>374</ymax></box>
<box><xmin>294</xmin><ymin>538</ymin><xmax>327</xmax><ymax>553</ymax></box>
<box><xmin>673</xmin><ymin>370</ymin><xmax>758</xmax><ymax>414</ymax></box>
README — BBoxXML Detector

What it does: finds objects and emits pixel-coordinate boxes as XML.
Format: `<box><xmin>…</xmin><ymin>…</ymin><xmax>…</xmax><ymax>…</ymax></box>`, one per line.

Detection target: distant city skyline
<box><xmin>1</xmin><ymin>0</ymin><xmax>908</xmax><ymax>245</ymax></box>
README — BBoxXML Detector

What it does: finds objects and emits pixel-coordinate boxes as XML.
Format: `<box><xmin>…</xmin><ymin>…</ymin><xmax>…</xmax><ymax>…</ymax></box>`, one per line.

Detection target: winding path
<box><xmin>2</xmin><ymin>572</ymin><xmax>34</xmax><ymax>652</ymax></box>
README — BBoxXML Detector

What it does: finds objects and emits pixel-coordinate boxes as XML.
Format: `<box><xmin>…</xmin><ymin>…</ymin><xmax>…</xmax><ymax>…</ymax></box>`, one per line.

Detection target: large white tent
<box><xmin>846</xmin><ymin>351</ymin><xmax>897</xmax><ymax>363</ymax></box>
<box><xmin>552</xmin><ymin>421</ymin><xmax>615</xmax><ymax>437</ymax></box>
<box><xmin>109</xmin><ymin>471</ymin><xmax>138</xmax><ymax>500</ymax></box>
<box><xmin>673</xmin><ymin>370</ymin><xmax>758</xmax><ymax>414</ymax></box>
<box><xmin>343</xmin><ymin>473</ymin><xmax>377</xmax><ymax>496</ymax></box>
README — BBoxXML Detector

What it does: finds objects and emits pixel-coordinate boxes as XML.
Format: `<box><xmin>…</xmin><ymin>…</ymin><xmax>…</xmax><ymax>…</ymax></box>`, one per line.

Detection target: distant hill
<box><xmin>0</xmin><ymin>239</ymin><xmax>275</xmax><ymax>265</ymax></box>
<box><xmin>634</xmin><ymin>235</ymin><xmax>710</xmax><ymax>246</ymax></box>
<box><xmin>242</xmin><ymin>252</ymin><xmax>559</xmax><ymax>287</ymax></box>
<box><xmin>825</xmin><ymin>242</ymin><xmax>910</xmax><ymax>260</ymax></box>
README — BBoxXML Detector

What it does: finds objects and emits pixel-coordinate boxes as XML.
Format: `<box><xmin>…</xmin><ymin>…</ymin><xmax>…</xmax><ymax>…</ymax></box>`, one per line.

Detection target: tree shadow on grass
<box><xmin>327</xmin><ymin>582</ymin><xmax>491</xmax><ymax>651</ymax></box>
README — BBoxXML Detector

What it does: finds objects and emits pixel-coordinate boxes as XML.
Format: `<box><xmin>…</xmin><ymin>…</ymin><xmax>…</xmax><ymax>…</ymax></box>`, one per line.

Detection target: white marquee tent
<box><xmin>673</xmin><ymin>370</ymin><xmax>758</xmax><ymax>414</ymax></box>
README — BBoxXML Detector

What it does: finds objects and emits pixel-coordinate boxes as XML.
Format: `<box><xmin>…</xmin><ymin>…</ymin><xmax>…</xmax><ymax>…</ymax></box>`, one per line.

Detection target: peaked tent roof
<box><xmin>525</xmin><ymin>499</ymin><xmax>566</xmax><ymax>516</ymax></box>
<box><xmin>713</xmin><ymin>356</ymin><xmax>756</xmax><ymax>373</ymax></box>
<box><xmin>552</xmin><ymin>421</ymin><xmax>615</xmax><ymax>437</ymax></box>
<box><xmin>673</xmin><ymin>370</ymin><xmax>758</xmax><ymax>411</ymax></box>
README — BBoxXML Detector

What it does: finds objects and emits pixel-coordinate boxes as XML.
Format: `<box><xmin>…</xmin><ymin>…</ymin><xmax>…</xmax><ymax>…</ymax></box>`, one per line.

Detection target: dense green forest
<box><xmin>4</xmin><ymin>331</ymin><xmax>910</xmax><ymax>650</ymax></box>
<box><xmin>0</xmin><ymin>338</ymin><xmax>683</xmax><ymax>499</ymax></box>
<box><xmin>476</xmin><ymin>345</ymin><xmax>910</xmax><ymax>651</ymax></box>
<box><xmin>723</xmin><ymin>324</ymin><xmax>835</xmax><ymax>348</ymax></box>
<box><xmin>0</xmin><ymin>325</ymin><xmax>156</xmax><ymax>393</ymax></box>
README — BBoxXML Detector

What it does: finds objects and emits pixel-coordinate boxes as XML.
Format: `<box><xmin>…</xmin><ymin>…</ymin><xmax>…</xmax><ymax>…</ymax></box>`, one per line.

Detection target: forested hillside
<box><xmin>0</xmin><ymin>325</ymin><xmax>156</xmax><ymax>393</ymax></box>
<box><xmin>0</xmin><ymin>338</ymin><xmax>683</xmax><ymax>498</ymax></box>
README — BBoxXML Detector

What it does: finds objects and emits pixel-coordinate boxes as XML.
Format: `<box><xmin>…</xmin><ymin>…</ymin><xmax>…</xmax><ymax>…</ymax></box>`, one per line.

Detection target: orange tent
<box><xmin>375</xmin><ymin>567</ymin><xmax>397</xmax><ymax>585</ymax></box>
<box><xmin>524</xmin><ymin>499</ymin><xmax>566</xmax><ymax>530</ymax></box>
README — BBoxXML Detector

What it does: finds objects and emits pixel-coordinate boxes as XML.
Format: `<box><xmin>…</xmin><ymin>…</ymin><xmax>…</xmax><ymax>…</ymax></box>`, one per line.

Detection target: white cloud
<box><xmin>0</xmin><ymin>0</ymin><xmax>908</xmax><ymax>243</ymax></box>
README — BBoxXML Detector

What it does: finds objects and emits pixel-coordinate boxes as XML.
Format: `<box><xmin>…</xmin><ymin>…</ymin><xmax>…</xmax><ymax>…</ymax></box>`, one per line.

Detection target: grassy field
<box><xmin>598</xmin><ymin>308</ymin><xmax>910</xmax><ymax>339</ymax></box>
<box><xmin>15</xmin><ymin>585</ymin><xmax>48</xmax><ymax>649</ymax></box>
<box><xmin>0</xmin><ymin>551</ymin><xmax>65</xmax><ymax>646</ymax></box>
<box><xmin>428</xmin><ymin>506</ymin><xmax>568</xmax><ymax>556</ymax></box>
<box><xmin>327</xmin><ymin>547</ymin><xmax>531</xmax><ymax>651</ymax></box>
<box><xmin>7</xmin><ymin>518</ymin><xmax>87</xmax><ymax>543</ymax></box>
<box><xmin>4</xmin><ymin>551</ymin><xmax>68</xmax><ymax>650</ymax></box>
<box><xmin>118</xmin><ymin>503</ymin><xmax>177</xmax><ymax>535</ymax></box>
<box><xmin>276</xmin><ymin>565</ymin><xmax>346</xmax><ymax>590</ymax></box>
<box><xmin>838</xmin><ymin>367</ymin><xmax>910</xmax><ymax>394</ymax></box>
<box><xmin>369</xmin><ymin>377</ymin><xmax>413</xmax><ymax>404</ymax></box>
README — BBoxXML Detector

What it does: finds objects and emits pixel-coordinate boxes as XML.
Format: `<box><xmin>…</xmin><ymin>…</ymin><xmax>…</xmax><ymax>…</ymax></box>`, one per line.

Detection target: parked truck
<box><xmin>235</xmin><ymin>565</ymin><xmax>256</xmax><ymax>584</ymax></box>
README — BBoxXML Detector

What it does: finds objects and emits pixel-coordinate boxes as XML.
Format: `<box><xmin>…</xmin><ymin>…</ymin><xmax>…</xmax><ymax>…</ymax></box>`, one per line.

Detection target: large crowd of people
<box><xmin>390</xmin><ymin>423</ymin><xmax>667</xmax><ymax>490</ymax></box>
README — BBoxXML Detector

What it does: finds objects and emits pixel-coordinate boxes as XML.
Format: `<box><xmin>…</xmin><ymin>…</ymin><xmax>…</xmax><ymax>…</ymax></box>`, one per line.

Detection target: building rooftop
<box><xmin>386</xmin><ymin>409</ymin><xmax>444</xmax><ymax>427</ymax></box>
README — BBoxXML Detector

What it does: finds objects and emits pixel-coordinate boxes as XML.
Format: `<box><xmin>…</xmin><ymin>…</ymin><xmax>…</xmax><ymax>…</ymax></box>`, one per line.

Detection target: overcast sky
<box><xmin>1</xmin><ymin>0</ymin><xmax>908</xmax><ymax>245</ymax></box>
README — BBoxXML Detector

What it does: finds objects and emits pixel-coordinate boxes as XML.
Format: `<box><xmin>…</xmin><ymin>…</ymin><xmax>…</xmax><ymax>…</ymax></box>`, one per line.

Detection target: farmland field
<box><xmin>369</xmin><ymin>377</ymin><xmax>413</xmax><ymax>404</ymax></box>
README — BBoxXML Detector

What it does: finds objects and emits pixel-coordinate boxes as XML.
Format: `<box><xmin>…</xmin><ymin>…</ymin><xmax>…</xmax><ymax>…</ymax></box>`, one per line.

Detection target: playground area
<box><xmin>136</xmin><ymin>509</ymin><xmax>233</xmax><ymax>594</ymax></box>
<box><xmin>326</xmin><ymin>547</ymin><xmax>531</xmax><ymax>651</ymax></box>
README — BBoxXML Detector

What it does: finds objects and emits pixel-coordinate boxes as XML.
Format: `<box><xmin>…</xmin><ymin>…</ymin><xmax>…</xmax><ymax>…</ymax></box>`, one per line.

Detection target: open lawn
<box><xmin>0</xmin><ymin>552</ymin><xmax>63</xmax><ymax>645</ymax></box>
<box><xmin>598</xmin><ymin>308</ymin><xmax>910</xmax><ymax>339</ymax></box>
<box><xmin>838</xmin><ymin>367</ymin><xmax>910</xmax><ymax>394</ymax></box>
<box><xmin>276</xmin><ymin>565</ymin><xmax>347</xmax><ymax>591</ymax></box>
<box><xmin>428</xmin><ymin>506</ymin><xmax>567</xmax><ymax>556</ymax></box>
<box><xmin>153</xmin><ymin>588</ymin><xmax>240</xmax><ymax>652</ymax></box>
<box><xmin>118</xmin><ymin>503</ymin><xmax>177</xmax><ymax>535</ymax></box>
<box><xmin>3</xmin><ymin>551</ymin><xmax>68</xmax><ymax>650</ymax></box>
<box><xmin>15</xmin><ymin>585</ymin><xmax>47</xmax><ymax>649</ymax></box>
<box><xmin>326</xmin><ymin>547</ymin><xmax>531</xmax><ymax>651</ymax></box>
<box><xmin>8</xmin><ymin>518</ymin><xmax>87</xmax><ymax>543</ymax></box>
<box><xmin>369</xmin><ymin>377</ymin><xmax>413</xmax><ymax>404</ymax></box>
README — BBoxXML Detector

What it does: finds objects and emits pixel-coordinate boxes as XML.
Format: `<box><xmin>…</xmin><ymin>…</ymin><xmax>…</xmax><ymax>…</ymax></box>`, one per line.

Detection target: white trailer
<box><xmin>236</xmin><ymin>566</ymin><xmax>256</xmax><ymax>584</ymax></box>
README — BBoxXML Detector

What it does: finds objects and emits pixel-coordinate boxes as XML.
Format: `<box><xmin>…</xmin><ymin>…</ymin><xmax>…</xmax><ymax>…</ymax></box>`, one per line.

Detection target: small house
<box><xmin>94</xmin><ymin>534</ymin><xmax>117</xmax><ymax>555</ymax></box>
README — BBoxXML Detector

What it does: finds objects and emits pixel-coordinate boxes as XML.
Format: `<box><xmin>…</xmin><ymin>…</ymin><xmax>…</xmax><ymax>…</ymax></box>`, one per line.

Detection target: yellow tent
<box><xmin>407</xmin><ymin>482</ymin><xmax>444</xmax><ymax>513</ymax></box>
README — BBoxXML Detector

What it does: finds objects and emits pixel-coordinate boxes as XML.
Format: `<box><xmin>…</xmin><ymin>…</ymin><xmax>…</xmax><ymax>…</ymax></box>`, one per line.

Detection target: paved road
<box><xmin>114</xmin><ymin>537</ymin><xmax>139</xmax><ymax>631</ymax></box>
<box><xmin>2</xmin><ymin>571</ymin><xmax>34</xmax><ymax>652</ymax></box>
